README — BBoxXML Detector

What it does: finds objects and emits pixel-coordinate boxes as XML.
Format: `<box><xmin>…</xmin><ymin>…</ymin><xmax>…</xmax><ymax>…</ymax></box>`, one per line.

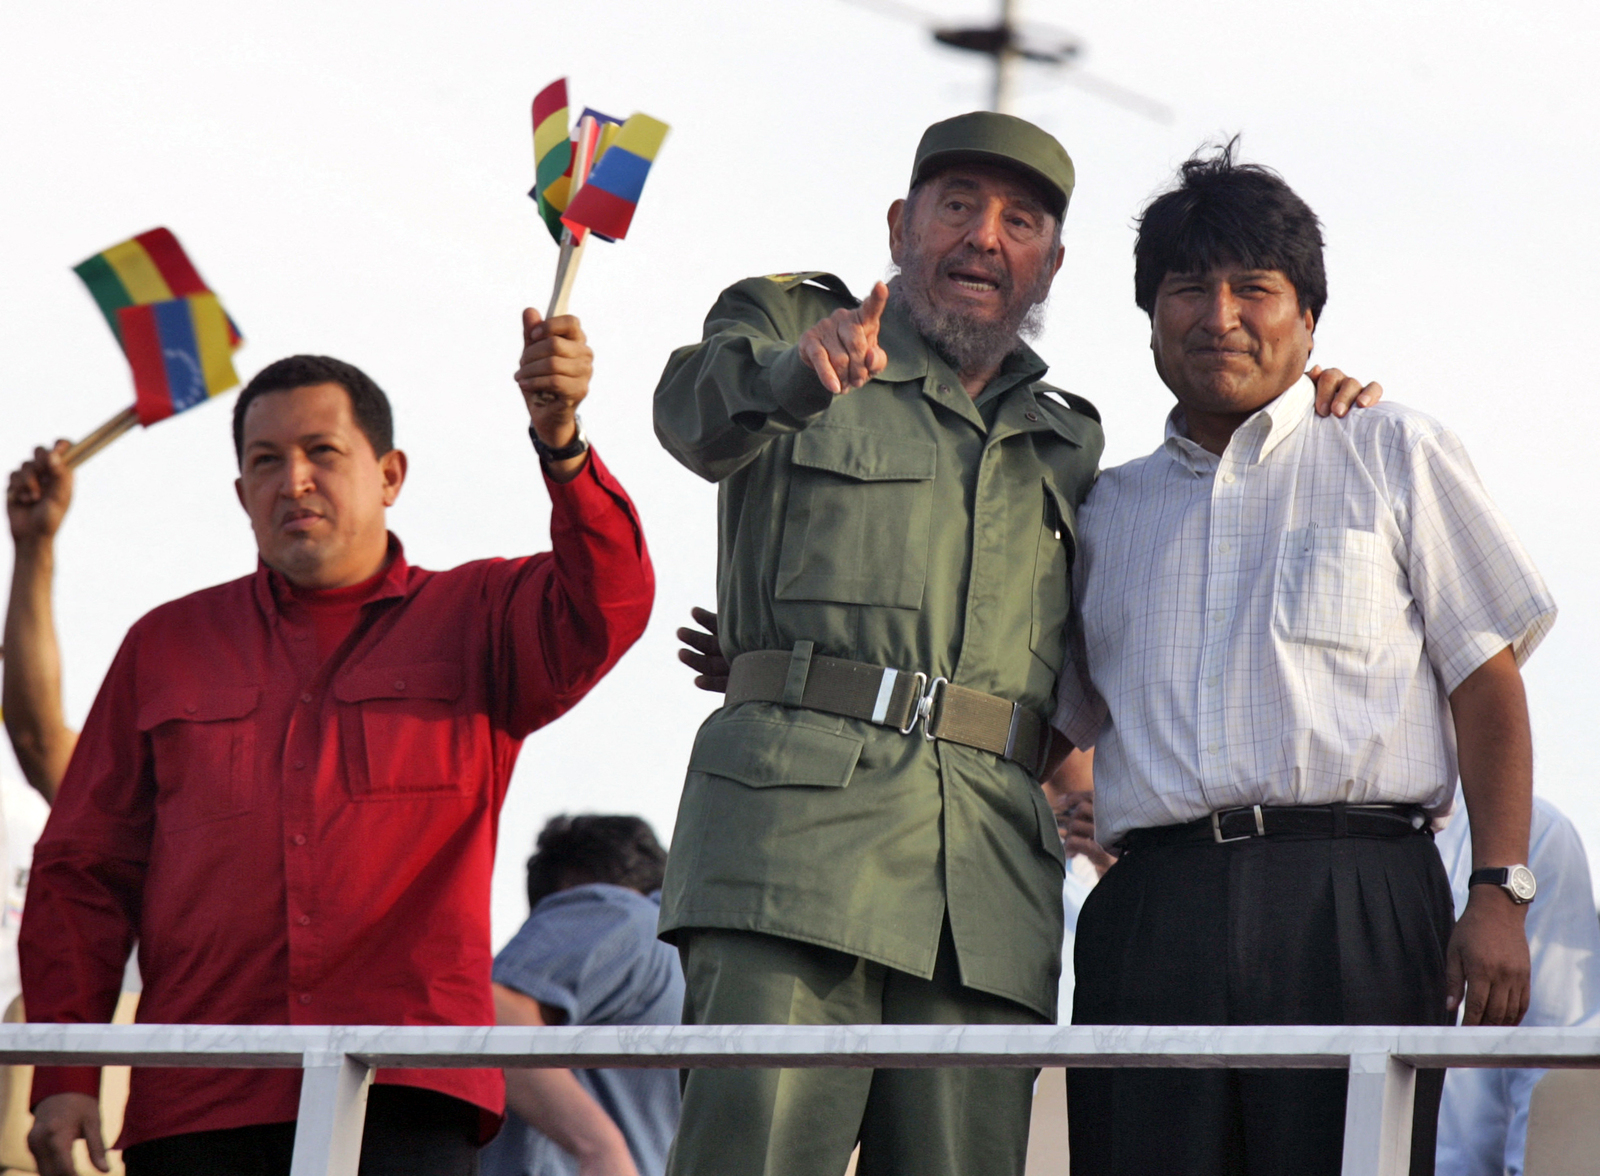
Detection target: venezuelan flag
<box><xmin>532</xmin><ymin>78</ymin><xmax>573</xmax><ymax>243</ymax></box>
<box><xmin>74</xmin><ymin>228</ymin><xmax>242</xmax><ymax>348</ymax></box>
<box><xmin>118</xmin><ymin>293</ymin><xmax>240</xmax><ymax>426</ymax></box>
<box><xmin>561</xmin><ymin>113</ymin><xmax>669</xmax><ymax>243</ymax></box>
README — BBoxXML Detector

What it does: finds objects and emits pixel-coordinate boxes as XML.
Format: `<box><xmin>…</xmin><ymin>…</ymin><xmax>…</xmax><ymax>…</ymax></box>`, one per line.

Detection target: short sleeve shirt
<box><xmin>1053</xmin><ymin>381</ymin><xmax>1556</xmax><ymax>845</ymax></box>
<box><xmin>481</xmin><ymin>885</ymin><xmax>684</xmax><ymax>1176</ymax></box>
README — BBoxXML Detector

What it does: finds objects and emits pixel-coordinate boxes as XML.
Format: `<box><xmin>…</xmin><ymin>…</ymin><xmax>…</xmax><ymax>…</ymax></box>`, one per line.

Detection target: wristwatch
<box><xmin>1468</xmin><ymin>864</ymin><xmax>1537</xmax><ymax>905</ymax></box>
<box><xmin>529</xmin><ymin>416</ymin><xmax>588</xmax><ymax>464</ymax></box>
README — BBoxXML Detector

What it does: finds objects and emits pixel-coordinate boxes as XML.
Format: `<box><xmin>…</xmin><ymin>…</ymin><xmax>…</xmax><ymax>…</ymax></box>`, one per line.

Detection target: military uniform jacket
<box><xmin>653</xmin><ymin>273</ymin><xmax>1103</xmax><ymax>1018</ymax></box>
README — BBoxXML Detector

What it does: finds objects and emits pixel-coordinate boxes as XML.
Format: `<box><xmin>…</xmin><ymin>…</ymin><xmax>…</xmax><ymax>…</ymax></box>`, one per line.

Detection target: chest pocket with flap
<box><xmin>138</xmin><ymin>686</ymin><xmax>260</xmax><ymax>831</ymax></box>
<box><xmin>334</xmin><ymin>661</ymin><xmax>467</xmax><ymax>796</ymax></box>
<box><xmin>775</xmin><ymin>424</ymin><xmax>937</xmax><ymax>610</ymax></box>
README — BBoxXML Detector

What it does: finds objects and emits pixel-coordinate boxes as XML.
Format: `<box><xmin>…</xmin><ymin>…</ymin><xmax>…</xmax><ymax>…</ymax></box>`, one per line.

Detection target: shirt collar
<box><xmin>874</xmin><ymin>296</ymin><xmax>930</xmax><ymax>385</ymax></box>
<box><xmin>1162</xmin><ymin>376</ymin><xmax>1315</xmax><ymax>474</ymax></box>
<box><xmin>876</xmin><ymin>293</ymin><xmax>1051</xmax><ymax>426</ymax></box>
<box><xmin>254</xmin><ymin>533</ymin><xmax>411</xmax><ymax>615</ymax></box>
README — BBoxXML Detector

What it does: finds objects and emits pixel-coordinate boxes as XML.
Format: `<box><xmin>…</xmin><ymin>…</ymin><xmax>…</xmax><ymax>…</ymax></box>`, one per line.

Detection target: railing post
<box><xmin>1341</xmin><ymin>1050</ymin><xmax>1415</xmax><ymax>1176</ymax></box>
<box><xmin>290</xmin><ymin>1048</ymin><xmax>373</xmax><ymax>1176</ymax></box>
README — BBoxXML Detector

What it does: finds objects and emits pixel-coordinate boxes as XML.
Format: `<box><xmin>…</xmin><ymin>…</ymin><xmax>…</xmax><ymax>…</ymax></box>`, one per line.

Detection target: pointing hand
<box><xmin>797</xmin><ymin>281</ymin><xmax>890</xmax><ymax>395</ymax></box>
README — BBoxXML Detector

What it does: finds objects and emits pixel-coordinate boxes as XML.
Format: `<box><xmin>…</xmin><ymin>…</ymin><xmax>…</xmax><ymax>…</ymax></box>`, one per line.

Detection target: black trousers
<box><xmin>122</xmin><ymin>1084</ymin><xmax>480</xmax><ymax>1176</ymax></box>
<box><xmin>1068</xmin><ymin>829</ymin><xmax>1455</xmax><ymax>1176</ymax></box>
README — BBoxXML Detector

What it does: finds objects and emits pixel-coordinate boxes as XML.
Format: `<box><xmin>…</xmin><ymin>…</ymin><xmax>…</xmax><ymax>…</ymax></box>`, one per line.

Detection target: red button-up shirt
<box><xmin>21</xmin><ymin>451</ymin><xmax>653</xmax><ymax>1148</ymax></box>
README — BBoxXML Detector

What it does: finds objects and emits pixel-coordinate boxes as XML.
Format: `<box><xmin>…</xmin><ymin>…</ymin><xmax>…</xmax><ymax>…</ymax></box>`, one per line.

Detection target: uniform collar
<box><xmin>1162</xmin><ymin>376</ymin><xmax>1315</xmax><ymax>474</ymax></box>
<box><xmin>254</xmin><ymin>533</ymin><xmax>411</xmax><ymax>615</ymax></box>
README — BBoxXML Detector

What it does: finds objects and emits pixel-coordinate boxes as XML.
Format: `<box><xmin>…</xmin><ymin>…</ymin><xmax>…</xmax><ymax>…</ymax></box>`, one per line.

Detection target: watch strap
<box><xmin>1468</xmin><ymin>867</ymin><xmax>1510</xmax><ymax>888</ymax></box>
<box><xmin>529</xmin><ymin>417</ymin><xmax>588</xmax><ymax>463</ymax></box>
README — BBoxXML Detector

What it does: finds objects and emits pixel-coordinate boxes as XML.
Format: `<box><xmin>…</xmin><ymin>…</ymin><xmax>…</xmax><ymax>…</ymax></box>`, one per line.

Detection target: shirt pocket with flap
<box><xmin>775</xmin><ymin>424</ymin><xmax>937</xmax><ymax>610</ymax></box>
<box><xmin>1272</xmin><ymin>525</ymin><xmax>1389</xmax><ymax>653</ymax></box>
<box><xmin>334</xmin><ymin>661</ymin><xmax>467</xmax><ymax>797</ymax></box>
<box><xmin>138</xmin><ymin>686</ymin><xmax>260</xmax><ymax>831</ymax></box>
<box><xmin>1029</xmin><ymin>479</ymin><xmax>1078</xmax><ymax>674</ymax></box>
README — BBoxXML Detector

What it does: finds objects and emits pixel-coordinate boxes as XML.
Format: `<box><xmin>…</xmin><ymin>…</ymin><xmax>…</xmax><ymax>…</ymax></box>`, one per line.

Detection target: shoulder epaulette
<box><xmin>1034</xmin><ymin>384</ymin><xmax>1102</xmax><ymax>424</ymax></box>
<box><xmin>754</xmin><ymin>271</ymin><xmax>858</xmax><ymax>307</ymax></box>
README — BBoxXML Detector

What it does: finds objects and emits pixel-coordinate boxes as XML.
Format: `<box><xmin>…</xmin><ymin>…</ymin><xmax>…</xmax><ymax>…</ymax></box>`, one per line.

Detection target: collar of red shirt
<box><xmin>252</xmin><ymin>533</ymin><xmax>413</xmax><ymax>616</ymax></box>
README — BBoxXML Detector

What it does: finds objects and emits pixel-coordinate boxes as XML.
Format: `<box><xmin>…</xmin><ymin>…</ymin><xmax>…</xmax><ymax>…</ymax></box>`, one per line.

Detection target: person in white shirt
<box><xmin>1434</xmin><ymin>789</ymin><xmax>1600</xmax><ymax>1176</ymax></box>
<box><xmin>1052</xmin><ymin>141</ymin><xmax>1556</xmax><ymax>1176</ymax></box>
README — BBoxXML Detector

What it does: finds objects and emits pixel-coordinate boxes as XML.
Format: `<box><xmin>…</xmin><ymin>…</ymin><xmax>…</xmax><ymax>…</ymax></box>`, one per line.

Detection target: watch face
<box><xmin>1508</xmin><ymin>865</ymin><xmax>1538</xmax><ymax>903</ymax></box>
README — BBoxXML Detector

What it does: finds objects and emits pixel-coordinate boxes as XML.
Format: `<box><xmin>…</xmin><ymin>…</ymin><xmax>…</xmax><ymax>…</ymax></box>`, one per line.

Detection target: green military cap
<box><xmin>911</xmin><ymin>111</ymin><xmax>1075</xmax><ymax>219</ymax></box>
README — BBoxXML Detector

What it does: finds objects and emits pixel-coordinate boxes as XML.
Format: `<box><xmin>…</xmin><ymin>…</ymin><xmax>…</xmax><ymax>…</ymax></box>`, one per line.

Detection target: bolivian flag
<box><xmin>532</xmin><ymin>79</ymin><xmax>573</xmax><ymax>243</ymax></box>
<box><xmin>74</xmin><ymin>228</ymin><xmax>243</xmax><ymax>349</ymax></box>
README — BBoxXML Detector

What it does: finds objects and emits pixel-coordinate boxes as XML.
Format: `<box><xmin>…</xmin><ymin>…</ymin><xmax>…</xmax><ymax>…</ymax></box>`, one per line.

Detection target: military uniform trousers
<box><xmin>666</xmin><ymin>924</ymin><xmax>1045</xmax><ymax>1176</ymax></box>
<box><xmin>1068</xmin><ymin>828</ymin><xmax>1455</xmax><ymax>1176</ymax></box>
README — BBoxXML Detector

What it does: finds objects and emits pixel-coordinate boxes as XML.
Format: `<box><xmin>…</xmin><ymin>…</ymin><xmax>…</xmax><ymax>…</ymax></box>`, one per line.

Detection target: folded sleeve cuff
<box><xmin>1434</xmin><ymin>597</ymin><xmax>1559</xmax><ymax>696</ymax></box>
<box><xmin>1051</xmin><ymin>658</ymin><xmax>1108</xmax><ymax>751</ymax></box>
<box><xmin>30</xmin><ymin>1065</ymin><xmax>101</xmax><ymax>1109</ymax></box>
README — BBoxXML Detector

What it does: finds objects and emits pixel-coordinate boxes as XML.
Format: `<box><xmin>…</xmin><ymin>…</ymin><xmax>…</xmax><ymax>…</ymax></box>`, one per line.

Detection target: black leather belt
<box><xmin>1118</xmin><ymin>803</ymin><xmax>1429</xmax><ymax>853</ymax></box>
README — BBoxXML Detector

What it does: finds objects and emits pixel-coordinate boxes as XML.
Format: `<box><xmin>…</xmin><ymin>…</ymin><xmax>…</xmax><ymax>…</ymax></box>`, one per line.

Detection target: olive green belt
<box><xmin>724</xmin><ymin>643</ymin><xmax>1050</xmax><ymax>778</ymax></box>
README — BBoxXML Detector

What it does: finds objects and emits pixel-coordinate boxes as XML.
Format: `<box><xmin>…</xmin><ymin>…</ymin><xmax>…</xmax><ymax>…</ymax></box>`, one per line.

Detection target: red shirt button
<box><xmin>298</xmin><ymin>993</ymin><xmax>312</xmax><ymax>1005</ymax></box>
<box><xmin>292</xmin><ymin>834</ymin><xmax>307</xmax><ymax>846</ymax></box>
<box><xmin>300</xmin><ymin>693</ymin><xmax>313</xmax><ymax>704</ymax></box>
<box><xmin>393</xmin><ymin>680</ymin><xmax>406</xmax><ymax>691</ymax></box>
<box><xmin>293</xmin><ymin>760</ymin><xmax>305</xmax><ymax>770</ymax></box>
<box><xmin>297</xmin><ymin>915</ymin><xmax>311</xmax><ymax>926</ymax></box>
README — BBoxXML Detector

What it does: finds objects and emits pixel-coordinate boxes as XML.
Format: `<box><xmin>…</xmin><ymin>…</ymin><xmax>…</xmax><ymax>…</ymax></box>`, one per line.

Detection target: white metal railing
<box><xmin>5</xmin><ymin>1023</ymin><xmax>1599</xmax><ymax>1176</ymax></box>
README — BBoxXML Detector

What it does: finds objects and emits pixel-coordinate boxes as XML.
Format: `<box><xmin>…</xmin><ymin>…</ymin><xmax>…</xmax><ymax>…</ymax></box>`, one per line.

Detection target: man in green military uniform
<box><xmin>654</xmin><ymin>111</ymin><xmax>1087</xmax><ymax>1176</ymax></box>
<box><xmin>653</xmin><ymin>115</ymin><xmax>1367</xmax><ymax>1175</ymax></box>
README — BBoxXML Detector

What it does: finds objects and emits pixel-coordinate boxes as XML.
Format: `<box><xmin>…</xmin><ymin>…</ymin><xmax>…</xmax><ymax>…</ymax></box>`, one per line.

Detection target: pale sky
<box><xmin>3</xmin><ymin>0</ymin><xmax>1596</xmax><ymax>943</ymax></box>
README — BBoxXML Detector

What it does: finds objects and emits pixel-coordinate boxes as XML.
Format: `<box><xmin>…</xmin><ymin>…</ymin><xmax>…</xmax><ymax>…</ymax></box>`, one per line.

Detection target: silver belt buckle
<box><xmin>916</xmin><ymin>676</ymin><xmax>949</xmax><ymax>742</ymax></box>
<box><xmin>896</xmin><ymin>672</ymin><xmax>930</xmax><ymax>735</ymax></box>
<box><xmin>1211</xmin><ymin>804</ymin><xmax>1266</xmax><ymax>844</ymax></box>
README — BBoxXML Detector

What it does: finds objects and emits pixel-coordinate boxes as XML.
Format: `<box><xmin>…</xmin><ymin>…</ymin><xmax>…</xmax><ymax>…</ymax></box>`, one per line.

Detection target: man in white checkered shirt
<box><xmin>1054</xmin><ymin>141</ymin><xmax>1557</xmax><ymax>1176</ymax></box>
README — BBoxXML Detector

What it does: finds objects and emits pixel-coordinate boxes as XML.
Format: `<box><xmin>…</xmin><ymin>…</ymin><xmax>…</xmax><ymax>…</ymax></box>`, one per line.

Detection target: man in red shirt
<box><xmin>21</xmin><ymin>309</ymin><xmax>654</xmax><ymax>1176</ymax></box>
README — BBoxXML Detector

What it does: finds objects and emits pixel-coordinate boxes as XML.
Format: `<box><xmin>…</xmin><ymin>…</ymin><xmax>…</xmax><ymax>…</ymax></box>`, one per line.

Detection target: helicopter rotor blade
<box><xmin>838</xmin><ymin>0</ymin><xmax>943</xmax><ymax>28</ymax></box>
<box><xmin>1054</xmin><ymin>68</ymin><xmax>1174</xmax><ymax>124</ymax></box>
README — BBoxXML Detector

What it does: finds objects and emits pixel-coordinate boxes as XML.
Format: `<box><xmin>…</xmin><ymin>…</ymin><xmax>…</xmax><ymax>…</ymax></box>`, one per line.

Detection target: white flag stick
<box><xmin>545</xmin><ymin>114</ymin><xmax>600</xmax><ymax>320</ymax></box>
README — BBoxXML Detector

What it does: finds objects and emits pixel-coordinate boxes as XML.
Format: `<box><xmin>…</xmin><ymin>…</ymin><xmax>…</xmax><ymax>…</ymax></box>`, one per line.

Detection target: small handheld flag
<box><xmin>531</xmin><ymin>79</ymin><xmax>573</xmax><ymax>244</ymax></box>
<box><xmin>561</xmin><ymin>114</ymin><xmax>669</xmax><ymax>243</ymax></box>
<box><xmin>62</xmin><ymin>229</ymin><xmax>245</xmax><ymax>468</ymax></box>
<box><xmin>120</xmin><ymin>293</ymin><xmax>241</xmax><ymax>426</ymax></box>
<box><xmin>529</xmin><ymin>78</ymin><xmax>669</xmax><ymax>319</ymax></box>
<box><xmin>73</xmin><ymin>227</ymin><xmax>242</xmax><ymax>348</ymax></box>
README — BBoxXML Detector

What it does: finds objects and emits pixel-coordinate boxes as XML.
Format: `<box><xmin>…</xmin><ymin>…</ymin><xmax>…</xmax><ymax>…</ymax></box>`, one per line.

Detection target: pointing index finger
<box><xmin>856</xmin><ymin>281</ymin><xmax>889</xmax><ymax>330</ymax></box>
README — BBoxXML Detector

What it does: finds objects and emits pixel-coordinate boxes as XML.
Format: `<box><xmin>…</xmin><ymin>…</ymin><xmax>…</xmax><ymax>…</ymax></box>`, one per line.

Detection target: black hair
<box><xmin>232</xmin><ymin>355</ymin><xmax>395</xmax><ymax>464</ymax></box>
<box><xmin>1134</xmin><ymin>137</ymin><xmax>1327</xmax><ymax>324</ymax></box>
<box><xmin>525</xmin><ymin>815</ymin><xmax>668</xmax><ymax>910</ymax></box>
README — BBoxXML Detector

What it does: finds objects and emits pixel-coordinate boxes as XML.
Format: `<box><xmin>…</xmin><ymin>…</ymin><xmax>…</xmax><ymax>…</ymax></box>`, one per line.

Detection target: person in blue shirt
<box><xmin>1433</xmin><ymin>789</ymin><xmax>1600</xmax><ymax>1176</ymax></box>
<box><xmin>482</xmin><ymin>816</ymin><xmax>684</xmax><ymax>1176</ymax></box>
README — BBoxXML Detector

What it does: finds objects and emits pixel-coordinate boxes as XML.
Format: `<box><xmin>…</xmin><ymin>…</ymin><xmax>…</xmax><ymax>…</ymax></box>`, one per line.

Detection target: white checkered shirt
<box><xmin>1053</xmin><ymin>378</ymin><xmax>1557</xmax><ymax>847</ymax></box>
